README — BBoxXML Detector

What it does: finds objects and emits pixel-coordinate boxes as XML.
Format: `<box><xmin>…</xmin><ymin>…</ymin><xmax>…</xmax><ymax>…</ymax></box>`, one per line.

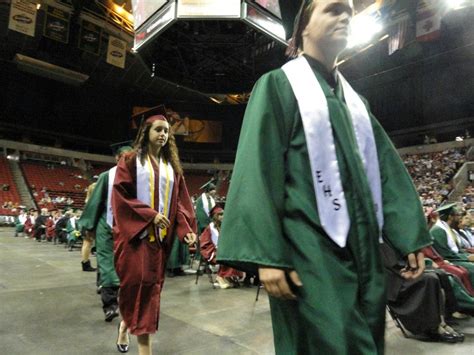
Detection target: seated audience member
<box><xmin>14</xmin><ymin>209</ymin><xmax>27</xmax><ymax>237</ymax></box>
<box><xmin>46</xmin><ymin>209</ymin><xmax>60</xmax><ymax>242</ymax></box>
<box><xmin>66</xmin><ymin>209</ymin><xmax>83</xmax><ymax>251</ymax></box>
<box><xmin>423</xmin><ymin>208</ymin><xmax>474</xmax><ymax>296</ymax></box>
<box><xmin>200</xmin><ymin>206</ymin><xmax>243</xmax><ymax>289</ymax></box>
<box><xmin>33</xmin><ymin>208</ymin><xmax>50</xmax><ymax>242</ymax></box>
<box><xmin>381</xmin><ymin>243</ymin><xmax>464</xmax><ymax>342</ymax></box>
<box><xmin>457</xmin><ymin>215</ymin><xmax>474</xmax><ymax>250</ymax></box>
<box><xmin>55</xmin><ymin>210</ymin><xmax>71</xmax><ymax>244</ymax></box>
<box><xmin>24</xmin><ymin>209</ymin><xmax>37</xmax><ymax>238</ymax></box>
<box><xmin>430</xmin><ymin>203</ymin><xmax>474</xmax><ymax>286</ymax></box>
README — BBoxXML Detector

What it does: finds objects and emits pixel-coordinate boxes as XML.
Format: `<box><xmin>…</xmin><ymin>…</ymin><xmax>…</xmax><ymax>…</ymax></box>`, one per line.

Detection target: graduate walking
<box><xmin>79</xmin><ymin>143</ymin><xmax>133</xmax><ymax>322</ymax></box>
<box><xmin>112</xmin><ymin>106</ymin><xmax>197</xmax><ymax>355</ymax></box>
<box><xmin>217</xmin><ymin>1</ymin><xmax>431</xmax><ymax>354</ymax></box>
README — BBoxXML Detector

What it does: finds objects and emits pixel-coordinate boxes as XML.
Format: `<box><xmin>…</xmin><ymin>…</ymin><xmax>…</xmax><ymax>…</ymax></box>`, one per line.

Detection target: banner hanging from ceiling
<box><xmin>106</xmin><ymin>35</ymin><xmax>127</xmax><ymax>69</ymax></box>
<box><xmin>43</xmin><ymin>5</ymin><xmax>71</xmax><ymax>43</ymax></box>
<box><xmin>78</xmin><ymin>20</ymin><xmax>102</xmax><ymax>55</ymax></box>
<box><xmin>8</xmin><ymin>0</ymin><xmax>37</xmax><ymax>37</ymax></box>
<box><xmin>416</xmin><ymin>0</ymin><xmax>447</xmax><ymax>42</ymax></box>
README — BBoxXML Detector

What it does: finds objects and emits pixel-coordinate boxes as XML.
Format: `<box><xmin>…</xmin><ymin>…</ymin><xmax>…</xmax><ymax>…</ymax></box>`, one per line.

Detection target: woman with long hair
<box><xmin>112</xmin><ymin>106</ymin><xmax>197</xmax><ymax>354</ymax></box>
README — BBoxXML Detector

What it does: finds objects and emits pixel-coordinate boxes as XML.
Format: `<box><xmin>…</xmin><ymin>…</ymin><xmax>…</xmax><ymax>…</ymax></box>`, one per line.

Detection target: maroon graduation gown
<box><xmin>112</xmin><ymin>153</ymin><xmax>196</xmax><ymax>335</ymax></box>
<box><xmin>200</xmin><ymin>226</ymin><xmax>243</xmax><ymax>279</ymax></box>
<box><xmin>24</xmin><ymin>217</ymin><xmax>34</xmax><ymax>236</ymax></box>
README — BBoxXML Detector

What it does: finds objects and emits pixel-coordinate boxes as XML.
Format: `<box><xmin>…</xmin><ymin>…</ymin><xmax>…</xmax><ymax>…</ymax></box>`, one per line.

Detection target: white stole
<box><xmin>69</xmin><ymin>216</ymin><xmax>76</xmax><ymax>230</ymax></box>
<box><xmin>106</xmin><ymin>166</ymin><xmax>117</xmax><ymax>228</ymax></box>
<box><xmin>436</xmin><ymin>220</ymin><xmax>459</xmax><ymax>253</ymax></box>
<box><xmin>136</xmin><ymin>155</ymin><xmax>175</xmax><ymax>241</ymax></box>
<box><xmin>201</xmin><ymin>192</ymin><xmax>216</xmax><ymax>216</ymax></box>
<box><xmin>208</xmin><ymin>222</ymin><xmax>219</xmax><ymax>262</ymax></box>
<box><xmin>282</xmin><ymin>56</ymin><xmax>383</xmax><ymax>248</ymax></box>
<box><xmin>209</xmin><ymin>222</ymin><xmax>219</xmax><ymax>247</ymax></box>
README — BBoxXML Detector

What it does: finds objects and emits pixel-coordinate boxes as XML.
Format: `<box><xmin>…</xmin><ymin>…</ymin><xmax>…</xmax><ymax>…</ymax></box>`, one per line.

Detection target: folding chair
<box><xmin>255</xmin><ymin>283</ymin><xmax>263</xmax><ymax>301</ymax></box>
<box><xmin>195</xmin><ymin>256</ymin><xmax>216</xmax><ymax>289</ymax></box>
<box><xmin>386</xmin><ymin>305</ymin><xmax>409</xmax><ymax>338</ymax></box>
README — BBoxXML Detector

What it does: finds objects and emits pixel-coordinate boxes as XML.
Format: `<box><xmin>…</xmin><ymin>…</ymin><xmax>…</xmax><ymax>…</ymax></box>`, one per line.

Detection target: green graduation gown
<box><xmin>14</xmin><ymin>215</ymin><xmax>25</xmax><ymax>233</ymax></box>
<box><xmin>66</xmin><ymin>218</ymin><xmax>81</xmax><ymax>241</ymax></box>
<box><xmin>430</xmin><ymin>224</ymin><xmax>474</xmax><ymax>286</ymax></box>
<box><xmin>78</xmin><ymin>170</ymin><xmax>119</xmax><ymax>288</ymax></box>
<box><xmin>195</xmin><ymin>194</ymin><xmax>212</xmax><ymax>233</ymax></box>
<box><xmin>166</xmin><ymin>236</ymin><xmax>190</xmax><ymax>270</ymax></box>
<box><xmin>194</xmin><ymin>193</ymin><xmax>214</xmax><ymax>259</ymax></box>
<box><xmin>217</xmin><ymin>60</ymin><xmax>431</xmax><ymax>355</ymax></box>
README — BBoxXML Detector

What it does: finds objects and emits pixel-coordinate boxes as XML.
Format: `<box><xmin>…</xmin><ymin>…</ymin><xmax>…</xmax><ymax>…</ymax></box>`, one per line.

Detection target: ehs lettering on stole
<box><xmin>316</xmin><ymin>170</ymin><xmax>341</xmax><ymax>211</ymax></box>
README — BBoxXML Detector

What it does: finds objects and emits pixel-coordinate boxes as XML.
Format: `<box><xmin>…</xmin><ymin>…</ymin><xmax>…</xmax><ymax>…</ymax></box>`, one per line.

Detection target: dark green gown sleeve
<box><xmin>78</xmin><ymin>172</ymin><xmax>108</xmax><ymax>231</ymax></box>
<box><xmin>430</xmin><ymin>226</ymin><xmax>468</xmax><ymax>261</ymax></box>
<box><xmin>217</xmin><ymin>72</ymin><xmax>294</xmax><ymax>273</ymax></box>
<box><xmin>369</xmin><ymin>109</ymin><xmax>432</xmax><ymax>256</ymax></box>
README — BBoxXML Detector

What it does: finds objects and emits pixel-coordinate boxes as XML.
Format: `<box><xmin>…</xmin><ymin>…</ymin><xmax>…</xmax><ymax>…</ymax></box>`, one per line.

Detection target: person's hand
<box><xmin>258</xmin><ymin>268</ymin><xmax>303</xmax><ymax>300</ymax></box>
<box><xmin>432</xmin><ymin>262</ymin><xmax>439</xmax><ymax>269</ymax></box>
<box><xmin>153</xmin><ymin>213</ymin><xmax>170</xmax><ymax>229</ymax></box>
<box><xmin>401</xmin><ymin>251</ymin><xmax>425</xmax><ymax>279</ymax></box>
<box><xmin>468</xmin><ymin>254</ymin><xmax>474</xmax><ymax>262</ymax></box>
<box><xmin>184</xmin><ymin>232</ymin><xmax>196</xmax><ymax>246</ymax></box>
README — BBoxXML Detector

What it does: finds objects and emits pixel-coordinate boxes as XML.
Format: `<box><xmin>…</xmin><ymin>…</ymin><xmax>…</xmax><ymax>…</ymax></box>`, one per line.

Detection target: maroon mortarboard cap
<box><xmin>210</xmin><ymin>205</ymin><xmax>224</xmax><ymax>217</ymax></box>
<box><xmin>132</xmin><ymin>105</ymin><xmax>168</xmax><ymax>129</ymax></box>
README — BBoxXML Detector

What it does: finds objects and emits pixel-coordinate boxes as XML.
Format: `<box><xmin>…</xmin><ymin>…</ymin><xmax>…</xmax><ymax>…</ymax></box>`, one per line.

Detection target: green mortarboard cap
<box><xmin>199</xmin><ymin>179</ymin><xmax>216</xmax><ymax>192</ymax></box>
<box><xmin>279</xmin><ymin>0</ymin><xmax>309</xmax><ymax>40</ymax></box>
<box><xmin>110</xmin><ymin>141</ymin><xmax>133</xmax><ymax>156</ymax></box>
<box><xmin>435</xmin><ymin>203</ymin><xmax>459</xmax><ymax>217</ymax></box>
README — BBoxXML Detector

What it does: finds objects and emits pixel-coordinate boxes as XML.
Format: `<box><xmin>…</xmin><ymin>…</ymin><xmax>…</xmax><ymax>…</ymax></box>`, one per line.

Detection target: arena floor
<box><xmin>1</xmin><ymin>227</ymin><xmax>473</xmax><ymax>355</ymax></box>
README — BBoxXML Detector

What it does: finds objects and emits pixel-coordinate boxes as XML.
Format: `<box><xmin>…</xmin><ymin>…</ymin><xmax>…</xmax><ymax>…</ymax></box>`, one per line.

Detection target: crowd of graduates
<box><xmin>13</xmin><ymin>207</ymin><xmax>83</xmax><ymax>249</ymax></box>
<box><xmin>383</xmin><ymin>203</ymin><xmax>474</xmax><ymax>342</ymax></box>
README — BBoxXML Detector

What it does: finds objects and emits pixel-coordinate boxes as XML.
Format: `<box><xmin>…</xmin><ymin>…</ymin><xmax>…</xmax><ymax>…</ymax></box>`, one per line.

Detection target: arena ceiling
<box><xmin>0</xmin><ymin>0</ymin><xmax>381</xmax><ymax>105</ymax></box>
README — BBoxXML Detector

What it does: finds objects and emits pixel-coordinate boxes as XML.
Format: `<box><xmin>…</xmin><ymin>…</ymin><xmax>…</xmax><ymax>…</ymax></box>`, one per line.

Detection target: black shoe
<box><xmin>427</xmin><ymin>331</ymin><xmax>458</xmax><ymax>343</ymax></box>
<box><xmin>444</xmin><ymin>325</ymin><xmax>465</xmax><ymax>342</ymax></box>
<box><xmin>105</xmin><ymin>308</ymin><xmax>119</xmax><ymax>322</ymax></box>
<box><xmin>116</xmin><ymin>322</ymin><xmax>129</xmax><ymax>353</ymax></box>
<box><xmin>82</xmin><ymin>260</ymin><xmax>97</xmax><ymax>272</ymax></box>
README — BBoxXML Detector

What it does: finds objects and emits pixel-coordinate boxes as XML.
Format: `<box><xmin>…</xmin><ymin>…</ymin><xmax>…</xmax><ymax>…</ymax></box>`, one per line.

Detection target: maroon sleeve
<box><xmin>199</xmin><ymin>226</ymin><xmax>216</xmax><ymax>263</ymax></box>
<box><xmin>174</xmin><ymin>175</ymin><xmax>197</xmax><ymax>242</ymax></box>
<box><xmin>112</xmin><ymin>154</ymin><xmax>158</xmax><ymax>242</ymax></box>
<box><xmin>422</xmin><ymin>246</ymin><xmax>444</xmax><ymax>264</ymax></box>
